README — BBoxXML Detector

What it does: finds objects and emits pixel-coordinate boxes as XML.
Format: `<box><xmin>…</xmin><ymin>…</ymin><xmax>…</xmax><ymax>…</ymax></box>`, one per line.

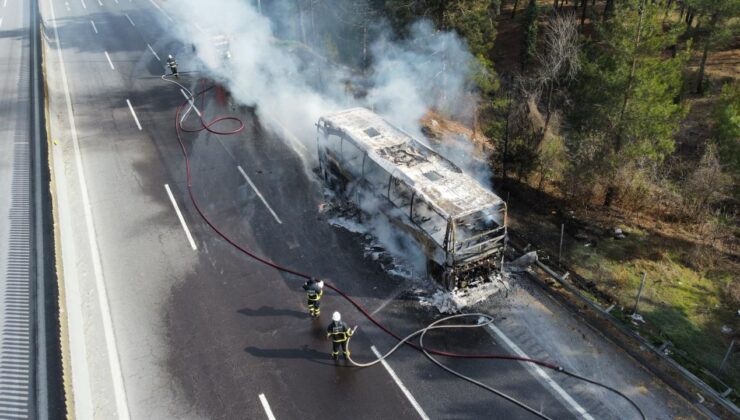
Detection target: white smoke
<box><xmin>163</xmin><ymin>0</ymin><xmax>493</xmax><ymax>284</ymax></box>
<box><xmin>163</xmin><ymin>0</ymin><xmax>479</xmax><ymax>155</ymax></box>
<box><xmin>368</xmin><ymin>21</ymin><xmax>479</xmax><ymax>138</ymax></box>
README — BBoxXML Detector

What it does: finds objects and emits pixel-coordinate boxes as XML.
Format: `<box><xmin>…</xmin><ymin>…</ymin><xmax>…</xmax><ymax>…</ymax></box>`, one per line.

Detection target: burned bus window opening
<box><xmin>317</xmin><ymin>108</ymin><xmax>507</xmax><ymax>292</ymax></box>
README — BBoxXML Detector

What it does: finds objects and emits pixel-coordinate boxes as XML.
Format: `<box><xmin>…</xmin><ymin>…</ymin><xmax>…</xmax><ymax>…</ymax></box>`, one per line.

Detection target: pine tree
<box><xmin>570</xmin><ymin>0</ymin><xmax>688</xmax><ymax>206</ymax></box>
<box><xmin>684</xmin><ymin>0</ymin><xmax>740</xmax><ymax>94</ymax></box>
<box><xmin>521</xmin><ymin>0</ymin><xmax>539</xmax><ymax>70</ymax></box>
<box><xmin>713</xmin><ymin>82</ymin><xmax>740</xmax><ymax>198</ymax></box>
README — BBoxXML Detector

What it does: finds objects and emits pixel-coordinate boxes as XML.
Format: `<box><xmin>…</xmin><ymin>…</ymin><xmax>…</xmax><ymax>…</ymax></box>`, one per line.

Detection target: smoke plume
<box><xmin>163</xmin><ymin>0</ymin><xmax>490</xmax><ymax>278</ymax></box>
<box><xmin>164</xmin><ymin>0</ymin><xmax>479</xmax><ymax>155</ymax></box>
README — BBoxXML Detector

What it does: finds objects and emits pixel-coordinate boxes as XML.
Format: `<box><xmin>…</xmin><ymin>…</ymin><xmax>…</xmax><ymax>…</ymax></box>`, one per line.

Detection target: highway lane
<box><xmin>42</xmin><ymin>0</ymin><xmax>443</xmax><ymax>418</ymax></box>
<box><xmin>174</xmin><ymin>98</ymin><xmax>584</xmax><ymax>419</ymax></box>
<box><xmin>40</xmin><ymin>0</ymin><xmax>702</xmax><ymax>419</ymax></box>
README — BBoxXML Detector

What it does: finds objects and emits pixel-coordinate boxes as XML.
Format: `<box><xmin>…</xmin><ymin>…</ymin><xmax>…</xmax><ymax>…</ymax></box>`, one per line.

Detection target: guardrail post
<box><xmin>631</xmin><ymin>271</ymin><xmax>647</xmax><ymax>315</ymax></box>
<box><xmin>558</xmin><ymin>223</ymin><xmax>564</xmax><ymax>264</ymax></box>
<box><xmin>719</xmin><ymin>339</ymin><xmax>735</xmax><ymax>373</ymax></box>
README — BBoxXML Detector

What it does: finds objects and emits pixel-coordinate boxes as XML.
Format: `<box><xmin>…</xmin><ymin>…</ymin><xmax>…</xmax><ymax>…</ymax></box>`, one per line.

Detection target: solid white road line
<box><xmin>2</xmin><ymin>0</ymin><xmax>6</xmax><ymax>8</ymax></box>
<box><xmin>48</xmin><ymin>0</ymin><xmax>131</xmax><ymax>418</ymax></box>
<box><xmin>179</xmin><ymin>89</ymin><xmax>201</xmax><ymax>117</ymax></box>
<box><xmin>125</xmin><ymin>99</ymin><xmax>142</xmax><ymax>131</ymax></box>
<box><xmin>104</xmin><ymin>51</ymin><xmax>115</xmax><ymax>70</ymax></box>
<box><xmin>97</xmin><ymin>0</ymin><xmax>102</xmax><ymax>6</ymax></box>
<box><xmin>164</xmin><ymin>184</ymin><xmax>198</xmax><ymax>251</ymax></box>
<box><xmin>258</xmin><ymin>394</ymin><xmax>276</xmax><ymax>420</ymax></box>
<box><xmin>90</xmin><ymin>20</ymin><xmax>97</xmax><ymax>33</ymax></box>
<box><xmin>113</xmin><ymin>0</ymin><xmax>118</xmax><ymax>3</ymax></box>
<box><xmin>487</xmin><ymin>324</ymin><xmax>594</xmax><ymax>420</ymax></box>
<box><xmin>80</xmin><ymin>0</ymin><xmax>86</xmax><ymax>9</ymax></box>
<box><xmin>124</xmin><ymin>13</ymin><xmax>134</xmax><ymax>26</ymax></box>
<box><xmin>237</xmin><ymin>166</ymin><xmax>283</xmax><ymax>224</ymax></box>
<box><xmin>0</xmin><ymin>18</ymin><xmax>3</xmax><ymax>28</ymax></box>
<box><xmin>147</xmin><ymin>43</ymin><xmax>160</xmax><ymax>61</ymax></box>
<box><xmin>371</xmin><ymin>346</ymin><xmax>430</xmax><ymax>420</ymax></box>
<box><xmin>178</xmin><ymin>93</ymin><xmax>197</xmax><ymax>123</ymax></box>
<box><xmin>148</xmin><ymin>0</ymin><xmax>173</xmax><ymax>22</ymax></box>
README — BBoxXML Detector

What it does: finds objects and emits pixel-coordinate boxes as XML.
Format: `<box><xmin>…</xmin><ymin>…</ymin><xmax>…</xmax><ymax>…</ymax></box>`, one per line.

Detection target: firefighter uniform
<box><xmin>166</xmin><ymin>55</ymin><xmax>178</xmax><ymax>77</ymax></box>
<box><xmin>303</xmin><ymin>279</ymin><xmax>324</xmax><ymax>317</ymax></box>
<box><xmin>327</xmin><ymin>319</ymin><xmax>353</xmax><ymax>360</ymax></box>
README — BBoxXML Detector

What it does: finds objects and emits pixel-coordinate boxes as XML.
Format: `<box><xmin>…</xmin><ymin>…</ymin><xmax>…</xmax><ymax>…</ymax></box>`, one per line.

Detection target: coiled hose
<box><xmin>164</xmin><ymin>76</ymin><xmax>646</xmax><ymax>420</ymax></box>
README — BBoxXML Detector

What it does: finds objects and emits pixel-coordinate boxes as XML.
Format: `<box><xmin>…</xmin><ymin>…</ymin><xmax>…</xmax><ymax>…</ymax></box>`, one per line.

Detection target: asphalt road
<box><xmin>38</xmin><ymin>0</ymin><xmax>703</xmax><ymax>419</ymax></box>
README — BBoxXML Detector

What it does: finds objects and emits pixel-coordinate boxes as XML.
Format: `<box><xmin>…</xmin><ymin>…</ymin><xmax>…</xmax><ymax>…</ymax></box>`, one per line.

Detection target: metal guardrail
<box><xmin>33</xmin><ymin>0</ymin><xmax>64</xmax><ymax>417</ymax></box>
<box><xmin>506</xmin><ymin>232</ymin><xmax>740</xmax><ymax>420</ymax></box>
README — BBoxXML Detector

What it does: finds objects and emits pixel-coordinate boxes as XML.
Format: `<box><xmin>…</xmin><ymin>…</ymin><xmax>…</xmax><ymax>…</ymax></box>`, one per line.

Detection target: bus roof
<box><xmin>319</xmin><ymin>107</ymin><xmax>503</xmax><ymax>219</ymax></box>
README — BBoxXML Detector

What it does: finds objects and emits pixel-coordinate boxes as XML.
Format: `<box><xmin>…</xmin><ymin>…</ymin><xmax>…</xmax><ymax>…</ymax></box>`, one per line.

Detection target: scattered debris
<box><xmin>419</xmin><ymin>275</ymin><xmax>510</xmax><ymax>313</ymax></box>
<box><xmin>630</xmin><ymin>313</ymin><xmax>645</xmax><ymax>324</ymax></box>
<box><xmin>720</xmin><ymin>325</ymin><xmax>732</xmax><ymax>334</ymax></box>
<box><xmin>506</xmin><ymin>251</ymin><xmax>538</xmax><ymax>272</ymax></box>
<box><xmin>420</xmin><ymin>290</ymin><xmax>458</xmax><ymax>313</ymax></box>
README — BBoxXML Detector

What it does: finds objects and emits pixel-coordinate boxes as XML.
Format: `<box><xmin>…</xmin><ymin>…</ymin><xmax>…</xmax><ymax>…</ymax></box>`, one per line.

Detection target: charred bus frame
<box><xmin>317</xmin><ymin>108</ymin><xmax>507</xmax><ymax>290</ymax></box>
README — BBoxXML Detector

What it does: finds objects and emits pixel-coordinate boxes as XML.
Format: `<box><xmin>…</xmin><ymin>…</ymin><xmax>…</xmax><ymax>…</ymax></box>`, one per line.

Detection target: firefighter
<box><xmin>327</xmin><ymin>311</ymin><xmax>353</xmax><ymax>360</ymax></box>
<box><xmin>302</xmin><ymin>279</ymin><xmax>324</xmax><ymax>317</ymax></box>
<box><xmin>166</xmin><ymin>54</ymin><xmax>178</xmax><ymax>78</ymax></box>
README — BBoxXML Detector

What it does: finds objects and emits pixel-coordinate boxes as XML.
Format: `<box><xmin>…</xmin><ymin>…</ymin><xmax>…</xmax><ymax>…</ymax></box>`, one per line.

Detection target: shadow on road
<box><xmin>243</xmin><ymin>345</ymin><xmax>355</xmax><ymax>368</ymax></box>
<box><xmin>237</xmin><ymin>306</ymin><xmax>307</xmax><ymax>319</ymax></box>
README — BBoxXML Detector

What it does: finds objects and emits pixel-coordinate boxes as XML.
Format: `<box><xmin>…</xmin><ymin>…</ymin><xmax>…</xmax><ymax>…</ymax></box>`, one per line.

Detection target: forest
<box><xmin>264</xmin><ymin>0</ymin><xmax>739</xmax><ymax>401</ymax></box>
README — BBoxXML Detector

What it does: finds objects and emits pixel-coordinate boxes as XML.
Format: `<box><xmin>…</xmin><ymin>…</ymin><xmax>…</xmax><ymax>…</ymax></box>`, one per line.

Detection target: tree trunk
<box><xmin>502</xmin><ymin>93</ymin><xmax>513</xmax><ymax>184</ymax></box>
<box><xmin>297</xmin><ymin>0</ymin><xmax>306</xmax><ymax>44</ymax></box>
<box><xmin>581</xmin><ymin>0</ymin><xmax>588</xmax><ymax>28</ymax></box>
<box><xmin>538</xmin><ymin>168</ymin><xmax>546</xmax><ymax>191</ymax></box>
<box><xmin>695</xmin><ymin>13</ymin><xmax>719</xmax><ymax>95</ymax></box>
<box><xmin>614</xmin><ymin>0</ymin><xmax>645</xmax><ymax>154</ymax></box>
<box><xmin>607</xmin><ymin>0</ymin><xmax>645</xmax><ymax>206</ymax></box>
<box><xmin>664</xmin><ymin>0</ymin><xmax>673</xmax><ymax>19</ymax></box>
<box><xmin>309</xmin><ymin>0</ymin><xmax>317</xmax><ymax>46</ymax></box>
<box><xmin>604</xmin><ymin>185</ymin><xmax>617</xmax><ymax>206</ymax></box>
<box><xmin>511</xmin><ymin>0</ymin><xmax>520</xmax><ymax>18</ymax></box>
<box><xmin>543</xmin><ymin>82</ymin><xmax>554</xmax><ymax>139</ymax></box>
<box><xmin>603</xmin><ymin>0</ymin><xmax>614</xmax><ymax>20</ymax></box>
<box><xmin>362</xmin><ymin>25</ymin><xmax>368</xmax><ymax>71</ymax></box>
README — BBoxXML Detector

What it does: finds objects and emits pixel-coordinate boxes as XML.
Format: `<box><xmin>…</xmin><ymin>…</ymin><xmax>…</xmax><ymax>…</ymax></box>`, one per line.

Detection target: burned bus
<box><xmin>317</xmin><ymin>108</ymin><xmax>507</xmax><ymax>291</ymax></box>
